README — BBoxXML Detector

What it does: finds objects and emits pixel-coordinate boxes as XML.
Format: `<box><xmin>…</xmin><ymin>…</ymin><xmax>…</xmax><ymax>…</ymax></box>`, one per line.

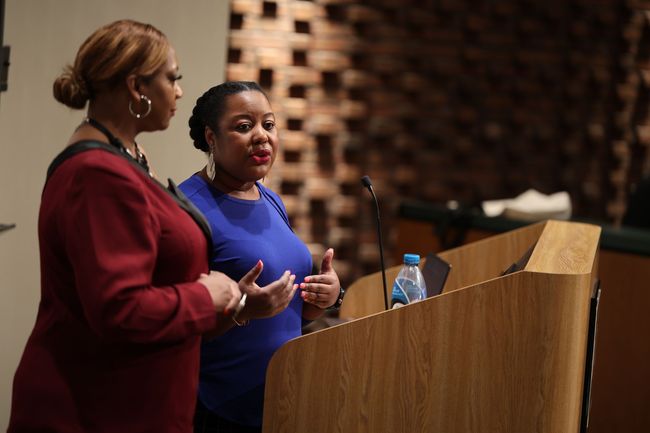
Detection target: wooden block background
<box><xmin>225</xmin><ymin>0</ymin><xmax>650</xmax><ymax>287</ymax></box>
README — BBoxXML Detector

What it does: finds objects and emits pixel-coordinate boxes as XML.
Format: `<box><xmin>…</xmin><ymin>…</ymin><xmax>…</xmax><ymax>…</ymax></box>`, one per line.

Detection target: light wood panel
<box><xmin>395</xmin><ymin>213</ymin><xmax>650</xmax><ymax>433</ymax></box>
<box><xmin>525</xmin><ymin>220</ymin><xmax>601</xmax><ymax>276</ymax></box>
<box><xmin>338</xmin><ymin>263</ymin><xmax>400</xmax><ymax>319</ymax></box>
<box><xmin>339</xmin><ymin>221</ymin><xmax>545</xmax><ymax>319</ymax></box>
<box><xmin>438</xmin><ymin>221</ymin><xmax>544</xmax><ymax>292</ymax></box>
<box><xmin>264</xmin><ymin>221</ymin><xmax>600</xmax><ymax>433</ymax></box>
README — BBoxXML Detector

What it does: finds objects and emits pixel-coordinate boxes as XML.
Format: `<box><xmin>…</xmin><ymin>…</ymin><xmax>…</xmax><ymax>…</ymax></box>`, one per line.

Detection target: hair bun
<box><xmin>53</xmin><ymin>66</ymin><xmax>90</xmax><ymax>109</ymax></box>
<box><xmin>188</xmin><ymin>104</ymin><xmax>210</xmax><ymax>152</ymax></box>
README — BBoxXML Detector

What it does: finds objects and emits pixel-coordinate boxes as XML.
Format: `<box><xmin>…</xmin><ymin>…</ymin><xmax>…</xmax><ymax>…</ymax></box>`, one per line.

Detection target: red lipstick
<box><xmin>250</xmin><ymin>149</ymin><xmax>271</xmax><ymax>165</ymax></box>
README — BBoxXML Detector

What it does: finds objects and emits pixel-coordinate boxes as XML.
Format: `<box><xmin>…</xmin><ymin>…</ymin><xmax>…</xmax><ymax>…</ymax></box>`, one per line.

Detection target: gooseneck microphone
<box><xmin>361</xmin><ymin>175</ymin><xmax>389</xmax><ymax>311</ymax></box>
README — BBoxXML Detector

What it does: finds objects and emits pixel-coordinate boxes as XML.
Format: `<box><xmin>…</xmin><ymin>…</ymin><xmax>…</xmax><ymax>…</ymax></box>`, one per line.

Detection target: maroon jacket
<box><xmin>9</xmin><ymin>146</ymin><xmax>217</xmax><ymax>432</ymax></box>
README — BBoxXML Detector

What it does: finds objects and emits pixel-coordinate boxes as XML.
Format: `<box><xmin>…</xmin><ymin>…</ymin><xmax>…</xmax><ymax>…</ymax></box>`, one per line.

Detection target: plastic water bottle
<box><xmin>391</xmin><ymin>253</ymin><xmax>427</xmax><ymax>308</ymax></box>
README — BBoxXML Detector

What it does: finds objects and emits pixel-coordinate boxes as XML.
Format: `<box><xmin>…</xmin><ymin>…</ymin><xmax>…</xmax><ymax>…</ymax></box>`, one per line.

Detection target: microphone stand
<box><xmin>361</xmin><ymin>176</ymin><xmax>389</xmax><ymax>311</ymax></box>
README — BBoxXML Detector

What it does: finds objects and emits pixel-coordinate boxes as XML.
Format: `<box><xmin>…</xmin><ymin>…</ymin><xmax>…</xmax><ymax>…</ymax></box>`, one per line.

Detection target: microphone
<box><xmin>361</xmin><ymin>175</ymin><xmax>389</xmax><ymax>311</ymax></box>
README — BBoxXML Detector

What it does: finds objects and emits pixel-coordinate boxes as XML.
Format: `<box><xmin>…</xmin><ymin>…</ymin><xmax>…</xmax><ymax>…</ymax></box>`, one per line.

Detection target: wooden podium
<box><xmin>263</xmin><ymin>220</ymin><xmax>600</xmax><ymax>433</ymax></box>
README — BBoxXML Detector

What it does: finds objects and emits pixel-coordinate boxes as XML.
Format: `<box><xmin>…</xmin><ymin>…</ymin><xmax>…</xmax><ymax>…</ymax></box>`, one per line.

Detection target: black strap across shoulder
<box><xmin>46</xmin><ymin>140</ymin><xmax>214</xmax><ymax>261</ymax></box>
<box><xmin>46</xmin><ymin>140</ymin><xmax>118</xmax><ymax>181</ymax></box>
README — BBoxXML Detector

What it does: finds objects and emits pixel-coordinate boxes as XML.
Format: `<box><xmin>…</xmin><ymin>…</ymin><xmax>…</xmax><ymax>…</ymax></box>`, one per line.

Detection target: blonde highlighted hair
<box><xmin>53</xmin><ymin>19</ymin><xmax>170</xmax><ymax>109</ymax></box>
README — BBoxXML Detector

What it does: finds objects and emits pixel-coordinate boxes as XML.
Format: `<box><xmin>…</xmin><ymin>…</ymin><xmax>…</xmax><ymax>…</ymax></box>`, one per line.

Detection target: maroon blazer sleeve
<box><xmin>60</xmin><ymin>159</ymin><xmax>217</xmax><ymax>343</ymax></box>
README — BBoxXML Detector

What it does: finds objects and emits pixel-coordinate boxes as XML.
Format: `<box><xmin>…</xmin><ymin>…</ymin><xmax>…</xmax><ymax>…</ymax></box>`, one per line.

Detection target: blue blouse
<box><xmin>179</xmin><ymin>174</ymin><xmax>312</xmax><ymax>427</ymax></box>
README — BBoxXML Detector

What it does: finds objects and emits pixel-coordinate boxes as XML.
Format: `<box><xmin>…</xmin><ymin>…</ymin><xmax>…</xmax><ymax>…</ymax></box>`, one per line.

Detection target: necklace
<box><xmin>84</xmin><ymin>117</ymin><xmax>151</xmax><ymax>175</ymax></box>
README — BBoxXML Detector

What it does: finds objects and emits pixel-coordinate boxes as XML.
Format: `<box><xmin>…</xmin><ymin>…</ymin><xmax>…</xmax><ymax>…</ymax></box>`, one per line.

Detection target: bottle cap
<box><xmin>403</xmin><ymin>253</ymin><xmax>420</xmax><ymax>265</ymax></box>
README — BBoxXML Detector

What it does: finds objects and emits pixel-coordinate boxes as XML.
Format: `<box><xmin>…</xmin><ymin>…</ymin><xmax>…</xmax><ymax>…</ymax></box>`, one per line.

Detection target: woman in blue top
<box><xmin>179</xmin><ymin>81</ymin><xmax>343</xmax><ymax>433</ymax></box>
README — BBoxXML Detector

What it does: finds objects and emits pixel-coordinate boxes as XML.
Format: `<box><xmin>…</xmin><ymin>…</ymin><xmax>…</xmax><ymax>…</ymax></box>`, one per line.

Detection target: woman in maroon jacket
<box><xmin>7</xmin><ymin>20</ymin><xmax>296</xmax><ymax>433</ymax></box>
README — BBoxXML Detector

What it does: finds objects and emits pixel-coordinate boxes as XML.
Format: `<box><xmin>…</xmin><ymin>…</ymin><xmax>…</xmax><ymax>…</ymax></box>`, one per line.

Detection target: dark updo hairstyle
<box><xmin>189</xmin><ymin>81</ymin><xmax>268</xmax><ymax>152</ymax></box>
<box><xmin>53</xmin><ymin>19</ymin><xmax>170</xmax><ymax>109</ymax></box>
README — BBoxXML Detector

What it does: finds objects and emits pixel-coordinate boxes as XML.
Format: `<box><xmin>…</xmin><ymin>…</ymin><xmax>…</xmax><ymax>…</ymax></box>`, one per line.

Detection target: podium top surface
<box><xmin>524</xmin><ymin>220</ymin><xmax>600</xmax><ymax>275</ymax></box>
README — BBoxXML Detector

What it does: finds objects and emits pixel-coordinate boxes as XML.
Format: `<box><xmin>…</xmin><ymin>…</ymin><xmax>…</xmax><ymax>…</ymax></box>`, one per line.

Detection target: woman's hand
<box><xmin>197</xmin><ymin>271</ymin><xmax>242</xmax><ymax>315</ymax></box>
<box><xmin>300</xmin><ymin>248</ymin><xmax>340</xmax><ymax>319</ymax></box>
<box><xmin>235</xmin><ymin>260</ymin><xmax>297</xmax><ymax>322</ymax></box>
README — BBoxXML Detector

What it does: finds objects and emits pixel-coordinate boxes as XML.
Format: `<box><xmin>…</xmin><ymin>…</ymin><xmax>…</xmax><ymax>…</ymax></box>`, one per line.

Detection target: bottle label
<box><xmin>391</xmin><ymin>279</ymin><xmax>409</xmax><ymax>307</ymax></box>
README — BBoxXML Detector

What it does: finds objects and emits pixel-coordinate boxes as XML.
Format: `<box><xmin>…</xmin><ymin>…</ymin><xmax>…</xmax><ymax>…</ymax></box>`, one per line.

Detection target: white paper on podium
<box><xmin>482</xmin><ymin>189</ymin><xmax>572</xmax><ymax>221</ymax></box>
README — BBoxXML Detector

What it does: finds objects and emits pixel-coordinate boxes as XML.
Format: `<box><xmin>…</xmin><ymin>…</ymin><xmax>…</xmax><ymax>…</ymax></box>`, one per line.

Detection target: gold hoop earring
<box><xmin>128</xmin><ymin>95</ymin><xmax>152</xmax><ymax>119</ymax></box>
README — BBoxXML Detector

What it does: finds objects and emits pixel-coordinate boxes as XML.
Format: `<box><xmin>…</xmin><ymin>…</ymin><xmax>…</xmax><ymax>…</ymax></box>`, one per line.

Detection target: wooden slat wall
<box><xmin>226</xmin><ymin>0</ymin><xmax>650</xmax><ymax>288</ymax></box>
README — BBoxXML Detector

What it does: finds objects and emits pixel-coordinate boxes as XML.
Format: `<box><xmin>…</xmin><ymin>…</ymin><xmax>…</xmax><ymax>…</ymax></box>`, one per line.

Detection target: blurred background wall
<box><xmin>223</xmin><ymin>0</ymin><xmax>650</xmax><ymax>286</ymax></box>
<box><xmin>0</xmin><ymin>0</ymin><xmax>230</xmax><ymax>428</ymax></box>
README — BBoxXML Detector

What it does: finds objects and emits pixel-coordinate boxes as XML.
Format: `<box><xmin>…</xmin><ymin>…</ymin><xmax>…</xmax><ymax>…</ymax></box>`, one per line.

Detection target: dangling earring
<box><xmin>128</xmin><ymin>95</ymin><xmax>152</xmax><ymax>119</ymax></box>
<box><xmin>206</xmin><ymin>140</ymin><xmax>216</xmax><ymax>181</ymax></box>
